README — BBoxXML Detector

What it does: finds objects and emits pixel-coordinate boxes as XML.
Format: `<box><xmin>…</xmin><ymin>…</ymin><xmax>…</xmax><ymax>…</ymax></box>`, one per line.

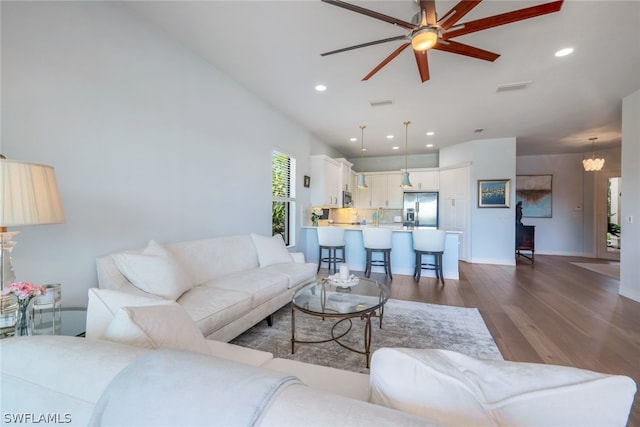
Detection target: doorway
<box><xmin>596</xmin><ymin>172</ymin><xmax>621</xmax><ymax>261</ymax></box>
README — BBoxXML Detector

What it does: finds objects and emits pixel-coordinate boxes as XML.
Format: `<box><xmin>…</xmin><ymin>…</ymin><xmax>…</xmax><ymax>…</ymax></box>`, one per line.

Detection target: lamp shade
<box><xmin>582</xmin><ymin>157</ymin><xmax>605</xmax><ymax>172</ymax></box>
<box><xmin>1</xmin><ymin>159</ymin><xmax>65</xmax><ymax>227</ymax></box>
<box><xmin>357</xmin><ymin>173</ymin><xmax>368</xmax><ymax>189</ymax></box>
<box><xmin>401</xmin><ymin>171</ymin><xmax>413</xmax><ymax>188</ymax></box>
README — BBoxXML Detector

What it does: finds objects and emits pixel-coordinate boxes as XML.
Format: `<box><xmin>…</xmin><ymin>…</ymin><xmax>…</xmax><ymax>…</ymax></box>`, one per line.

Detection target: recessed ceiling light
<box><xmin>392</xmin><ymin>146</ymin><xmax>399</xmax><ymax>150</ymax></box>
<box><xmin>361</xmin><ymin>148</ymin><xmax>367</xmax><ymax>152</ymax></box>
<box><xmin>426</xmin><ymin>131</ymin><xmax>435</xmax><ymax>136</ymax></box>
<box><xmin>315</xmin><ymin>84</ymin><xmax>327</xmax><ymax>92</ymax></box>
<box><xmin>386</xmin><ymin>135</ymin><xmax>394</xmax><ymax>139</ymax></box>
<box><xmin>555</xmin><ymin>47</ymin><xmax>574</xmax><ymax>57</ymax></box>
<box><xmin>349</xmin><ymin>137</ymin><xmax>357</xmax><ymax>142</ymax></box>
<box><xmin>426</xmin><ymin>144</ymin><xmax>434</xmax><ymax>148</ymax></box>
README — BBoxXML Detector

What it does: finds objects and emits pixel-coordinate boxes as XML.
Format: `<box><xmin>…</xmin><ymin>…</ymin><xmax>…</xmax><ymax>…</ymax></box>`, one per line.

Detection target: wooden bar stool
<box><xmin>412</xmin><ymin>229</ymin><xmax>446</xmax><ymax>284</ymax></box>
<box><xmin>362</xmin><ymin>228</ymin><xmax>393</xmax><ymax>280</ymax></box>
<box><xmin>317</xmin><ymin>226</ymin><xmax>346</xmax><ymax>274</ymax></box>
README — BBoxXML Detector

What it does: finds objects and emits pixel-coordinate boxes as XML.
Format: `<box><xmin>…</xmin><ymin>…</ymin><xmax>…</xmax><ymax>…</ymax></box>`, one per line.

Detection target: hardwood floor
<box><xmin>365</xmin><ymin>255</ymin><xmax>640</xmax><ymax>427</ymax></box>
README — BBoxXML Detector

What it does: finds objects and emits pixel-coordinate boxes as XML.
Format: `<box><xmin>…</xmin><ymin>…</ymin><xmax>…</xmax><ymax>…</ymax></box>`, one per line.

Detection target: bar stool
<box><xmin>317</xmin><ymin>226</ymin><xmax>346</xmax><ymax>274</ymax></box>
<box><xmin>362</xmin><ymin>228</ymin><xmax>393</xmax><ymax>280</ymax></box>
<box><xmin>412</xmin><ymin>229</ymin><xmax>446</xmax><ymax>284</ymax></box>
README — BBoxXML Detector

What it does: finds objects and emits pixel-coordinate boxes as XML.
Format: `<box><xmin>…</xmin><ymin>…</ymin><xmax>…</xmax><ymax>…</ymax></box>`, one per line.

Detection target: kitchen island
<box><xmin>300</xmin><ymin>225</ymin><xmax>460</xmax><ymax>280</ymax></box>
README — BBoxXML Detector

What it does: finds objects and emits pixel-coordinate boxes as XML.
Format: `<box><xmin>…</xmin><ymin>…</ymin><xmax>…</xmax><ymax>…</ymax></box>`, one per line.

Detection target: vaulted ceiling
<box><xmin>126</xmin><ymin>1</ymin><xmax>640</xmax><ymax>158</ymax></box>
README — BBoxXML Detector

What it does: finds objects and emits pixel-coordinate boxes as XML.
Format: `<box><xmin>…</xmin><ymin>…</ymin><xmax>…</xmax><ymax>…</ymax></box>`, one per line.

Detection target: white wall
<box><xmin>620</xmin><ymin>90</ymin><xmax>640</xmax><ymax>302</ymax></box>
<box><xmin>1</xmin><ymin>2</ymin><xmax>332</xmax><ymax>305</ymax></box>
<box><xmin>440</xmin><ymin>138</ymin><xmax>517</xmax><ymax>265</ymax></box>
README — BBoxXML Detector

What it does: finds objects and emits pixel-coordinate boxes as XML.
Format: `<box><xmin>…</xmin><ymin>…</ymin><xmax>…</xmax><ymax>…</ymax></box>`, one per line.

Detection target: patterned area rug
<box><xmin>231</xmin><ymin>299</ymin><xmax>503</xmax><ymax>373</ymax></box>
<box><xmin>570</xmin><ymin>262</ymin><xmax>620</xmax><ymax>280</ymax></box>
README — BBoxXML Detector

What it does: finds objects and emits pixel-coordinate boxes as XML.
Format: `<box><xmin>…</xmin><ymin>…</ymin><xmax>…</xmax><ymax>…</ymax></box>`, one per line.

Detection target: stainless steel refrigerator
<box><xmin>403</xmin><ymin>192</ymin><xmax>439</xmax><ymax>227</ymax></box>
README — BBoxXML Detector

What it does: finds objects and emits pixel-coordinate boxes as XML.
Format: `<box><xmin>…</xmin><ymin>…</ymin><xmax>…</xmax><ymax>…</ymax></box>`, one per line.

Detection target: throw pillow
<box><xmin>102</xmin><ymin>303</ymin><xmax>210</xmax><ymax>355</ymax></box>
<box><xmin>113</xmin><ymin>240</ymin><xmax>193</xmax><ymax>300</ymax></box>
<box><xmin>250</xmin><ymin>233</ymin><xmax>293</xmax><ymax>267</ymax></box>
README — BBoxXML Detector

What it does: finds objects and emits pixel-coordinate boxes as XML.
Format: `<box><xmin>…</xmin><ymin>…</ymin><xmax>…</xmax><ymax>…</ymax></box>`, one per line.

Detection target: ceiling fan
<box><xmin>320</xmin><ymin>0</ymin><xmax>564</xmax><ymax>83</ymax></box>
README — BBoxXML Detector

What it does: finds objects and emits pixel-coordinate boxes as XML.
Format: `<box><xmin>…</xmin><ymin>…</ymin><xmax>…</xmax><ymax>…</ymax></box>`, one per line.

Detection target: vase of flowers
<box><xmin>2</xmin><ymin>282</ymin><xmax>46</xmax><ymax>336</ymax></box>
<box><xmin>311</xmin><ymin>208</ymin><xmax>323</xmax><ymax>227</ymax></box>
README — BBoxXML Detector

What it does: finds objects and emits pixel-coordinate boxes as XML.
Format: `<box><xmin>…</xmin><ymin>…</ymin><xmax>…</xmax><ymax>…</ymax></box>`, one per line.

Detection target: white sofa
<box><xmin>1</xmin><ymin>302</ymin><xmax>636</xmax><ymax>426</ymax></box>
<box><xmin>93</xmin><ymin>233</ymin><xmax>316</xmax><ymax>341</ymax></box>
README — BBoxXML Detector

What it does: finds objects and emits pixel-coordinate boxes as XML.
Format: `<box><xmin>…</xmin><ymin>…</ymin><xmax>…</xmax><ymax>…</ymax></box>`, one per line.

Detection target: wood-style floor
<box><xmin>364</xmin><ymin>255</ymin><xmax>640</xmax><ymax>427</ymax></box>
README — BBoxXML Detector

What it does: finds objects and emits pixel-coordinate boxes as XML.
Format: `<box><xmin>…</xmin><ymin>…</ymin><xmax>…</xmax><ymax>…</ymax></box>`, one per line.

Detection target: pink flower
<box><xmin>2</xmin><ymin>282</ymin><xmax>46</xmax><ymax>301</ymax></box>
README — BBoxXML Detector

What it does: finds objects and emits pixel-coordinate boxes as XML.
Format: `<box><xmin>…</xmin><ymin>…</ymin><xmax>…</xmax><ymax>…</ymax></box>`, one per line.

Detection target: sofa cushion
<box><xmin>112</xmin><ymin>240</ymin><xmax>192</xmax><ymax>300</ymax></box>
<box><xmin>178</xmin><ymin>285</ymin><xmax>253</xmax><ymax>337</ymax></box>
<box><xmin>102</xmin><ymin>303</ymin><xmax>210</xmax><ymax>355</ymax></box>
<box><xmin>261</xmin><ymin>262</ymin><xmax>316</xmax><ymax>289</ymax></box>
<box><xmin>369</xmin><ymin>348</ymin><xmax>637</xmax><ymax>427</ymax></box>
<box><xmin>250</xmin><ymin>233</ymin><xmax>293</xmax><ymax>267</ymax></box>
<box><xmin>166</xmin><ymin>235</ymin><xmax>260</xmax><ymax>285</ymax></box>
<box><xmin>210</xmin><ymin>269</ymin><xmax>289</xmax><ymax>308</ymax></box>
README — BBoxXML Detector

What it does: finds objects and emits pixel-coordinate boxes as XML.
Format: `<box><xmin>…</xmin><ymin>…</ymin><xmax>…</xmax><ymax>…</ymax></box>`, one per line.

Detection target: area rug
<box><xmin>231</xmin><ymin>299</ymin><xmax>503</xmax><ymax>374</ymax></box>
<box><xmin>570</xmin><ymin>262</ymin><xmax>620</xmax><ymax>280</ymax></box>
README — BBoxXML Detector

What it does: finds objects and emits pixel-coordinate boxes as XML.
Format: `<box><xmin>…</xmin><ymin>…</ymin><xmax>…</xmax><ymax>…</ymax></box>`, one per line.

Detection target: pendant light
<box><xmin>356</xmin><ymin>125</ymin><xmax>368</xmax><ymax>189</ymax></box>
<box><xmin>401</xmin><ymin>121</ymin><xmax>413</xmax><ymax>188</ymax></box>
<box><xmin>582</xmin><ymin>137</ymin><xmax>605</xmax><ymax>172</ymax></box>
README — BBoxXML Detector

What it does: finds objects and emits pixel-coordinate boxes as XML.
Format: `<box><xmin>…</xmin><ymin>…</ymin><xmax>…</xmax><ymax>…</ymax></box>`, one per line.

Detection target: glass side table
<box><xmin>32</xmin><ymin>307</ymin><xmax>87</xmax><ymax>337</ymax></box>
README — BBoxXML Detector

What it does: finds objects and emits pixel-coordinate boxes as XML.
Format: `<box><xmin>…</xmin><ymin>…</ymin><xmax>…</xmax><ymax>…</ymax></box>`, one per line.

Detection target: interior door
<box><xmin>596</xmin><ymin>171</ymin><xmax>621</xmax><ymax>261</ymax></box>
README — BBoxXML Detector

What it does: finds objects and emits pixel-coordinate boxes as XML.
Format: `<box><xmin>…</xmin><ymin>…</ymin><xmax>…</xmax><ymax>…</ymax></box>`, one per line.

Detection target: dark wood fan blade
<box><xmin>420</xmin><ymin>0</ymin><xmax>437</xmax><ymax>26</ymax></box>
<box><xmin>438</xmin><ymin>0</ymin><xmax>483</xmax><ymax>30</ymax></box>
<box><xmin>414</xmin><ymin>49</ymin><xmax>431</xmax><ymax>82</ymax></box>
<box><xmin>443</xmin><ymin>0</ymin><xmax>563</xmax><ymax>39</ymax></box>
<box><xmin>322</xmin><ymin>0</ymin><xmax>415</xmax><ymax>31</ymax></box>
<box><xmin>433</xmin><ymin>39</ymin><xmax>499</xmax><ymax>62</ymax></box>
<box><xmin>321</xmin><ymin>35</ymin><xmax>408</xmax><ymax>56</ymax></box>
<box><xmin>363</xmin><ymin>43</ymin><xmax>411</xmax><ymax>81</ymax></box>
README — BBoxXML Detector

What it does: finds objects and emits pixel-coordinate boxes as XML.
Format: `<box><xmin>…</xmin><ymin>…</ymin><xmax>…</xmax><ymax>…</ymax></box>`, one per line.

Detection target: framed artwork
<box><xmin>516</xmin><ymin>175</ymin><xmax>552</xmax><ymax>218</ymax></box>
<box><xmin>303</xmin><ymin>175</ymin><xmax>311</xmax><ymax>188</ymax></box>
<box><xmin>478</xmin><ymin>179</ymin><xmax>511</xmax><ymax>208</ymax></box>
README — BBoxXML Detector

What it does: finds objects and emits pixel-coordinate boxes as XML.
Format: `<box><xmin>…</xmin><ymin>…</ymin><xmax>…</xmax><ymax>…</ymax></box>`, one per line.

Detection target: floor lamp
<box><xmin>0</xmin><ymin>156</ymin><xmax>65</xmax><ymax>330</ymax></box>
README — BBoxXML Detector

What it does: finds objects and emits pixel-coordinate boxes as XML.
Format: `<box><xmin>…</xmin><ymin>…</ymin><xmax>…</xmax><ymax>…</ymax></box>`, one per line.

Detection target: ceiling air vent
<box><xmin>496</xmin><ymin>80</ymin><xmax>532</xmax><ymax>92</ymax></box>
<box><xmin>369</xmin><ymin>99</ymin><xmax>394</xmax><ymax>107</ymax></box>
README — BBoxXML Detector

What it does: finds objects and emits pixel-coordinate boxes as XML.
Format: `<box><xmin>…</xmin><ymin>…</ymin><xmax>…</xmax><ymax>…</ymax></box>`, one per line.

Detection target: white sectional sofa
<box><xmin>1</xmin><ymin>299</ymin><xmax>636</xmax><ymax>427</ymax></box>
<box><xmin>93</xmin><ymin>233</ymin><xmax>316</xmax><ymax>341</ymax></box>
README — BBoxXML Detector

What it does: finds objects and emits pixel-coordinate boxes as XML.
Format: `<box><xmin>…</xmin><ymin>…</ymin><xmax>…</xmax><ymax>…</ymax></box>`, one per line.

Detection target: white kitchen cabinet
<box><xmin>310</xmin><ymin>155</ymin><xmax>341</xmax><ymax>207</ymax></box>
<box><xmin>336</xmin><ymin>158</ymin><xmax>353</xmax><ymax>192</ymax></box>
<box><xmin>409</xmin><ymin>170</ymin><xmax>439</xmax><ymax>190</ymax></box>
<box><xmin>439</xmin><ymin>165</ymin><xmax>470</xmax><ymax>261</ymax></box>
<box><xmin>360</xmin><ymin>172</ymin><xmax>403</xmax><ymax>208</ymax></box>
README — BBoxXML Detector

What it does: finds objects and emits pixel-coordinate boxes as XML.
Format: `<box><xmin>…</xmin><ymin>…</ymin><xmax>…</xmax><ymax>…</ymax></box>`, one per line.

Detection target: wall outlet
<box><xmin>625</xmin><ymin>215</ymin><xmax>633</xmax><ymax>224</ymax></box>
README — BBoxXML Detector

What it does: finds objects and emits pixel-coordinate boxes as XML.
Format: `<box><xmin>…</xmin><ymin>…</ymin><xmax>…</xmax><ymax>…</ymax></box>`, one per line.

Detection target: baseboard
<box><xmin>535</xmin><ymin>250</ymin><xmax>591</xmax><ymax>257</ymax></box>
<box><xmin>470</xmin><ymin>257</ymin><xmax>516</xmax><ymax>266</ymax></box>
<box><xmin>619</xmin><ymin>287</ymin><xmax>640</xmax><ymax>303</ymax></box>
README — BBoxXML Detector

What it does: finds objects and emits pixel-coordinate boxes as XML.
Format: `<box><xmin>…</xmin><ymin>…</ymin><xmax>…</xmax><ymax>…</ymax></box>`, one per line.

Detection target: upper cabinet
<box><xmin>310</xmin><ymin>156</ymin><xmax>352</xmax><ymax>207</ymax></box>
<box><xmin>408</xmin><ymin>169</ymin><xmax>439</xmax><ymax>190</ymax></box>
<box><xmin>356</xmin><ymin>172</ymin><xmax>402</xmax><ymax>208</ymax></box>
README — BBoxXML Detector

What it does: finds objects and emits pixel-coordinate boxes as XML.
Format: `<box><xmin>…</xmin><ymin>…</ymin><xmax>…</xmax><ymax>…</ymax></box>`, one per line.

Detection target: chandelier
<box><xmin>582</xmin><ymin>137</ymin><xmax>605</xmax><ymax>172</ymax></box>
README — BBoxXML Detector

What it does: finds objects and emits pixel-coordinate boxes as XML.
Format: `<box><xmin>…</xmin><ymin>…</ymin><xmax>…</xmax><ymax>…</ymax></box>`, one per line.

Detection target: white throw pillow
<box><xmin>250</xmin><ymin>233</ymin><xmax>293</xmax><ymax>267</ymax></box>
<box><xmin>102</xmin><ymin>303</ymin><xmax>210</xmax><ymax>355</ymax></box>
<box><xmin>113</xmin><ymin>240</ymin><xmax>192</xmax><ymax>300</ymax></box>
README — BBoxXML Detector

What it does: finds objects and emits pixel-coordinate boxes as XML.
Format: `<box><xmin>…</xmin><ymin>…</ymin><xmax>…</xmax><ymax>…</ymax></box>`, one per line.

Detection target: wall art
<box><xmin>516</xmin><ymin>174</ymin><xmax>552</xmax><ymax>218</ymax></box>
<box><xmin>478</xmin><ymin>179</ymin><xmax>510</xmax><ymax>208</ymax></box>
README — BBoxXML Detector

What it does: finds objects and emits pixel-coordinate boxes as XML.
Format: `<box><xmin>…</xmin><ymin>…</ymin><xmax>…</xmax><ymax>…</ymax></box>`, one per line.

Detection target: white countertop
<box><xmin>302</xmin><ymin>224</ymin><xmax>462</xmax><ymax>234</ymax></box>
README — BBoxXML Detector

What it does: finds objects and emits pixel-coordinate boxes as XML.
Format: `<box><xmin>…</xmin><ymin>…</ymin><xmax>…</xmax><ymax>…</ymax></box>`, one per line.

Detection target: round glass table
<box><xmin>291</xmin><ymin>276</ymin><xmax>390</xmax><ymax>368</ymax></box>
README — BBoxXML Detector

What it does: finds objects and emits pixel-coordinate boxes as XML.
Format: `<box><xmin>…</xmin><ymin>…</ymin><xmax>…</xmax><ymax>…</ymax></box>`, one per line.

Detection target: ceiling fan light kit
<box><xmin>411</xmin><ymin>27</ymin><xmax>438</xmax><ymax>51</ymax></box>
<box><xmin>321</xmin><ymin>0</ymin><xmax>564</xmax><ymax>83</ymax></box>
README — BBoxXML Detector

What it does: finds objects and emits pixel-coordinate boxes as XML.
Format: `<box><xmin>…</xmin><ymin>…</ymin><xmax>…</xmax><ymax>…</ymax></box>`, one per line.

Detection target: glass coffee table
<box><xmin>291</xmin><ymin>276</ymin><xmax>390</xmax><ymax>368</ymax></box>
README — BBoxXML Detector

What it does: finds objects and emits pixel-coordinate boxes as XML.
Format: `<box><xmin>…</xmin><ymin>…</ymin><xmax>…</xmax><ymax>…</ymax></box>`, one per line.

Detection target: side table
<box><xmin>32</xmin><ymin>306</ymin><xmax>87</xmax><ymax>337</ymax></box>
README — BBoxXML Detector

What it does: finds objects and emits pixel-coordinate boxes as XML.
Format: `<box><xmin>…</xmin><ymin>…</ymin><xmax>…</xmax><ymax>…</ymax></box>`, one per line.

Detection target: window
<box><xmin>272</xmin><ymin>150</ymin><xmax>296</xmax><ymax>245</ymax></box>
